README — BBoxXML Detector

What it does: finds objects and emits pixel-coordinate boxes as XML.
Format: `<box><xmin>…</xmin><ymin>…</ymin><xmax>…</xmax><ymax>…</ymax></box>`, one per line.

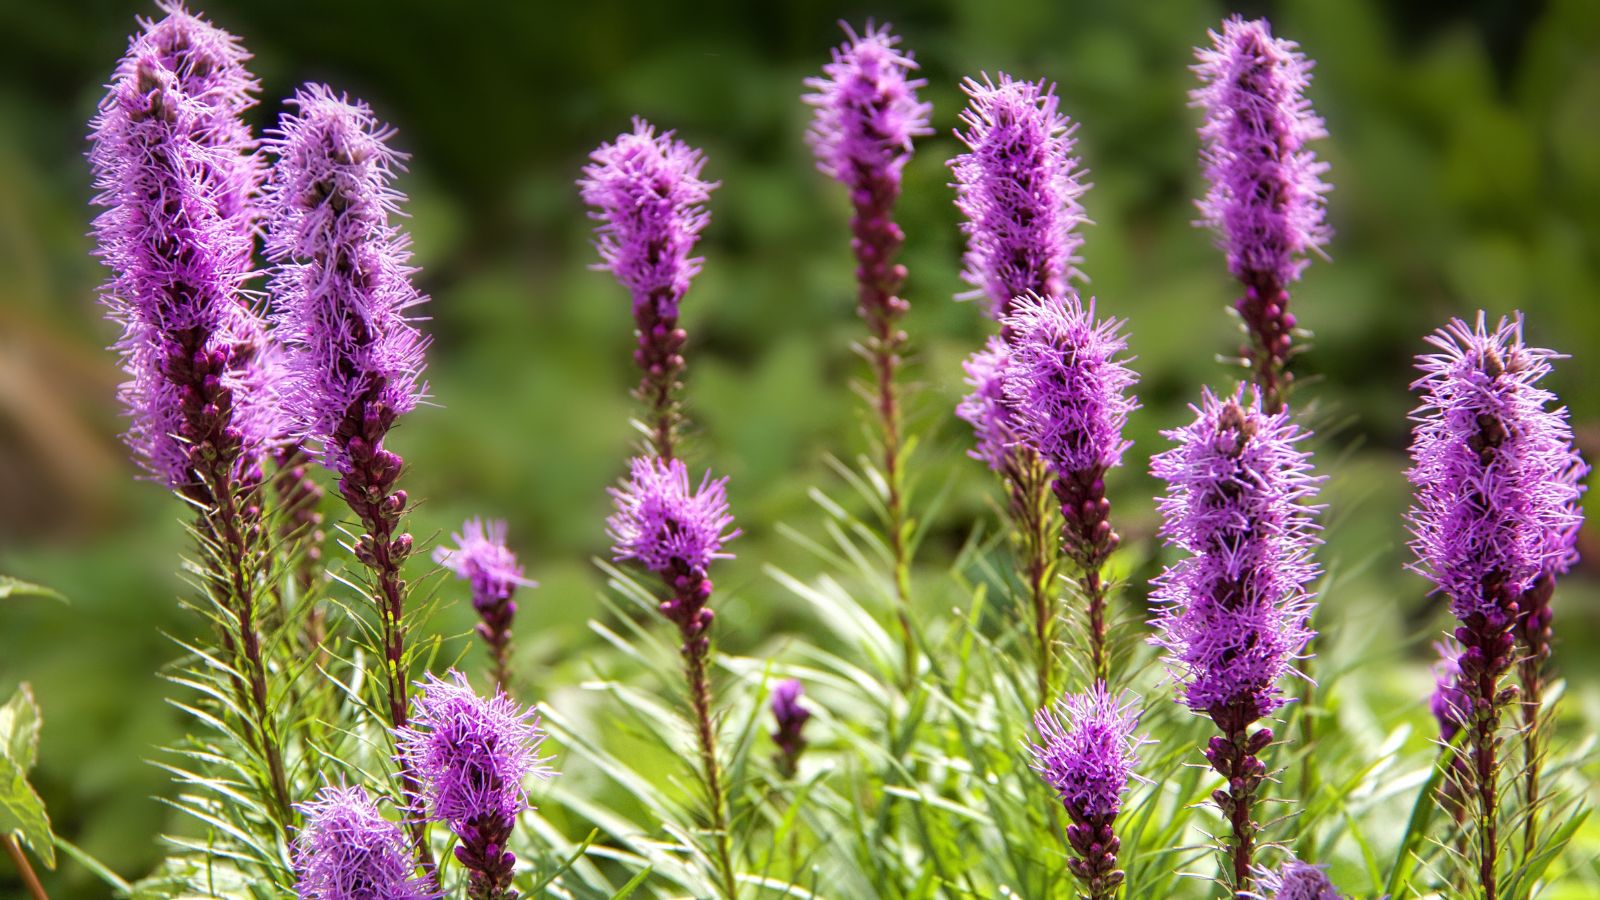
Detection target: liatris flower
<box><xmin>1027</xmin><ymin>683</ymin><xmax>1143</xmax><ymax>900</ymax></box>
<box><xmin>1004</xmin><ymin>292</ymin><xmax>1138</xmax><ymax>682</ymax></box>
<box><xmin>805</xmin><ymin>22</ymin><xmax>932</xmax><ymax>685</ymax></box>
<box><xmin>1149</xmin><ymin>385</ymin><xmax>1322</xmax><ymax>892</ymax></box>
<box><xmin>1256</xmin><ymin>857</ymin><xmax>1343</xmax><ymax>899</ymax></box>
<box><xmin>608</xmin><ymin>455</ymin><xmax>740</xmax><ymax>896</ymax></box>
<box><xmin>1193</xmin><ymin>16</ymin><xmax>1331</xmax><ymax>412</ymax></box>
<box><xmin>89</xmin><ymin>4</ymin><xmax>279</xmax><ymax>491</ymax></box>
<box><xmin>951</xmin><ymin>74</ymin><xmax>1087</xmax><ymax>325</ymax></box>
<box><xmin>769</xmin><ymin>679</ymin><xmax>812</xmax><ymax>778</ymax></box>
<box><xmin>956</xmin><ymin>337</ymin><xmax>1017</xmax><ymax>473</ymax></box>
<box><xmin>579</xmin><ymin>119</ymin><xmax>717</xmax><ymax>460</ymax></box>
<box><xmin>436</xmin><ymin>519</ymin><xmax>535</xmax><ymax>689</ymax></box>
<box><xmin>294</xmin><ymin>784</ymin><xmax>433</xmax><ymax>900</ymax></box>
<box><xmin>397</xmin><ymin>671</ymin><xmax>552</xmax><ymax>900</ymax></box>
<box><xmin>1407</xmin><ymin>313</ymin><xmax>1584</xmax><ymax>890</ymax></box>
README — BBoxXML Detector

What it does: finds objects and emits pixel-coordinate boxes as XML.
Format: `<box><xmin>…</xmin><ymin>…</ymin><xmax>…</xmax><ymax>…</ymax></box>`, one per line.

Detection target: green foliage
<box><xmin>0</xmin><ymin>684</ymin><xmax>54</xmax><ymax>869</ymax></box>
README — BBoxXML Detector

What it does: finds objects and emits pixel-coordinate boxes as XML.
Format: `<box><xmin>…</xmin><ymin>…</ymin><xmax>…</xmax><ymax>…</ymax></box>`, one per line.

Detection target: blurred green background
<box><xmin>2</xmin><ymin>0</ymin><xmax>1597</xmax><ymax>894</ymax></box>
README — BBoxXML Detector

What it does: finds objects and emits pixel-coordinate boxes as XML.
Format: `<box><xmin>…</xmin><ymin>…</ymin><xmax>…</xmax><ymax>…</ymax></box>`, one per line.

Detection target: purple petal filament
<box><xmin>294</xmin><ymin>784</ymin><xmax>432</xmax><ymax>900</ymax></box>
<box><xmin>951</xmin><ymin>74</ymin><xmax>1087</xmax><ymax>322</ymax></box>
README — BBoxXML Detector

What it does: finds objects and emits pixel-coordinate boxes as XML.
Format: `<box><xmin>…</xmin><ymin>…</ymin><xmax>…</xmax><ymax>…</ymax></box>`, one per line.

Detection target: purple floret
<box><xmin>1193</xmin><ymin>16</ymin><xmax>1330</xmax><ymax>288</ymax></box>
<box><xmin>265</xmin><ymin>84</ymin><xmax>428</xmax><ymax>474</ymax></box>
<box><xmin>1027</xmin><ymin>682</ymin><xmax>1143</xmax><ymax>821</ymax></box>
<box><xmin>435</xmin><ymin>518</ymin><xmax>535</xmax><ymax>605</ymax></box>
<box><xmin>951</xmin><ymin>74</ymin><xmax>1088</xmax><ymax>321</ymax></box>
<box><xmin>803</xmin><ymin>21</ymin><xmax>932</xmax><ymax>191</ymax></box>
<box><xmin>1150</xmin><ymin>386</ymin><xmax>1323</xmax><ymax>720</ymax></box>
<box><xmin>607</xmin><ymin>456</ymin><xmax>739</xmax><ymax>581</ymax></box>
<box><xmin>1257</xmin><ymin>856</ymin><xmax>1343</xmax><ymax>899</ymax></box>
<box><xmin>1001</xmin><ymin>292</ymin><xmax>1138</xmax><ymax>478</ymax></box>
<box><xmin>1406</xmin><ymin>313</ymin><xmax>1585</xmax><ymax>619</ymax></box>
<box><xmin>293</xmin><ymin>784</ymin><xmax>433</xmax><ymax>900</ymax></box>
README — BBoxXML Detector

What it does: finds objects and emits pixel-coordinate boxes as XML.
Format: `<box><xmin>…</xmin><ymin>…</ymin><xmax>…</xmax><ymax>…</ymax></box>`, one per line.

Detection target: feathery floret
<box><xmin>803</xmin><ymin>21</ymin><xmax>932</xmax><ymax>189</ymax></box>
<box><xmin>951</xmin><ymin>74</ymin><xmax>1087</xmax><ymax>320</ymax></box>
<box><xmin>1027</xmin><ymin>683</ymin><xmax>1143</xmax><ymax>821</ymax></box>
<box><xmin>293</xmin><ymin>785</ymin><xmax>433</xmax><ymax>900</ymax></box>
<box><xmin>1256</xmin><ymin>857</ymin><xmax>1343</xmax><ymax>899</ymax></box>
<box><xmin>607</xmin><ymin>456</ymin><xmax>738</xmax><ymax>581</ymax></box>
<box><xmin>435</xmin><ymin>518</ymin><xmax>534</xmax><ymax>602</ymax></box>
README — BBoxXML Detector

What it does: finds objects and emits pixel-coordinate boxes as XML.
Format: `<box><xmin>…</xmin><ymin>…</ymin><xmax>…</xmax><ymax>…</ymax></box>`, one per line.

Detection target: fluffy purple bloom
<box><xmin>1027</xmin><ymin>683</ymin><xmax>1143</xmax><ymax>821</ymax></box>
<box><xmin>293</xmin><ymin>784</ymin><xmax>432</xmax><ymax>900</ymax></box>
<box><xmin>1150</xmin><ymin>386</ymin><xmax>1322</xmax><ymax>720</ymax></box>
<box><xmin>803</xmin><ymin>21</ymin><xmax>932</xmax><ymax>190</ymax></box>
<box><xmin>435</xmin><ymin>518</ymin><xmax>535</xmax><ymax>604</ymax></box>
<box><xmin>396</xmin><ymin>670</ymin><xmax>552</xmax><ymax>826</ymax></box>
<box><xmin>956</xmin><ymin>337</ymin><xmax>1017</xmax><ymax>472</ymax></box>
<box><xmin>1406</xmin><ymin>313</ymin><xmax>1585</xmax><ymax>620</ymax></box>
<box><xmin>1256</xmin><ymin>857</ymin><xmax>1343</xmax><ymax>900</ymax></box>
<box><xmin>579</xmin><ymin>119</ymin><xmax>716</xmax><ymax>318</ymax></box>
<box><xmin>1001</xmin><ymin>292</ymin><xmax>1138</xmax><ymax>478</ymax></box>
<box><xmin>607</xmin><ymin>456</ymin><xmax>738</xmax><ymax>581</ymax></box>
<box><xmin>88</xmin><ymin>4</ymin><xmax>281</xmax><ymax>487</ymax></box>
<box><xmin>265</xmin><ymin>84</ymin><xmax>428</xmax><ymax>474</ymax></box>
<box><xmin>1193</xmin><ymin>16</ymin><xmax>1330</xmax><ymax>287</ymax></box>
<box><xmin>951</xmin><ymin>74</ymin><xmax>1088</xmax><ymax>321</ymax></box>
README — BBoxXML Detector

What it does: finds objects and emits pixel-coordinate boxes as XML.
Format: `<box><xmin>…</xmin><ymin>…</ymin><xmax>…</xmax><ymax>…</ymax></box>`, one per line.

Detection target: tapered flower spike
<box><xmin>770</xmin><ymin>679</ymin><xmax>812</xmax><ymax>778</ymax></box>
<box><xmin>436</xmin><ymin>519</ymin><xmax>535</xmax><ymax>690</ymax></box>
<box><xmin>1149</xmin><ymin>385</ymin><xmax>1323</xmax><ymax>893</ymax></box>
<box><xmin>804</xmin><ymin>21</ymin><xmax>932</xmax><ymax>191</ymax></box>
<box><xmin>1193</xmin><ymin>16</ymin><xmax>1331</xmax><ymax>412</ymax></box>
<box><xmin>396</xmin><ymin>670</ymin><xmax>553</xmax><ymax>900</ymax></box>
<box><xmin>1027</xmin><ymin>683</ymin><xmax>1145</xmax><ymax>900</ymax></box>
<box><xmin>294</xmin><ymin>784</ymin><xmax>435</xmax><ymax>900</ymax></box>
<box><xmin>951</xmin><ymin>74</ymin><xmax>1088</xmax><ymax>325</ymax></box>
<box><xmin>1254</xmin><ymin>856</ymin><xmax>1343</xmax><ymax>900</ymax></box>
<box><xmin>1406</xmin><ymin>312</ymin><xmax>1584</xmax><ymax>895</ymax></box>
<box><xmin>580</xmin><ymin>120</ymin><xmax>717</xmax><ymax>460</ymax></box>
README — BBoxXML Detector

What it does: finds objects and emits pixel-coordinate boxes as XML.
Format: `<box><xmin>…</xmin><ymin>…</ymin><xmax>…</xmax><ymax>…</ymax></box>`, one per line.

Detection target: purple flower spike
<box><xmin>804</xmin><ymin>21</ymin><xmax>932</xmax><ymax>191</ymax></box>
<box><xmin>1027</xmin><ymin>682</ymin><xmax>1143</xmax><ymax>899</ymax></box>
<box><xmin>294</xmin><ymin>784</ymin><xmax>433</xmax><ymax>900</ymax></box>
<box><xmin>580</xmin><ymin>119</ymin><xmax>717</xmax><ymax>460</ymax></box>
<box><xmin>1256</xmin><ymin>857</ymin><xmax>1343</xmax><ymax>900</ymax></box>
<box><xmin>266</xmin><ymin>84</ymin><xmax>428</xmax><ymax>475</ymax></box>
<box><xmin>608</xmin><ymin>456</ymin><xmax>738</xmax><ymax>583</ymax></box>
<box><xmin>89</xmin><ymin>3</ymin><xmax>280</xmax><ymax>489</ymax></box>
<box><xmin>770</xmin><ymin>679</ymin><xmax>812</xmax><ymax>778</ymax></box>
<box><xmin>397</xmin><ymin>670</ymin><xmax>553</xmax><ymax>899</ymax></box>
<box><xmin>1193</xmin><ymin>16</ymin><xmax>1330</xmax><ymax>412</ymax></box>
<box><xmin>956</xmin><ymin>336</ymin><xmax>1017</xmax><ymax>473</ymax></box>
<box><xmin>1001</xmin><ymin>293</ymin><xmax>1138</xmax><ymax>480</ymax></box>
<box><xmin>951</xmin><ymin>74</ymin><xmax>1088</xmax><ymax>323</ymax></box>
<box><xmin>436</xmin><ymin>519</ymin><xmax>535</xmax><ymax>689</ymax></box>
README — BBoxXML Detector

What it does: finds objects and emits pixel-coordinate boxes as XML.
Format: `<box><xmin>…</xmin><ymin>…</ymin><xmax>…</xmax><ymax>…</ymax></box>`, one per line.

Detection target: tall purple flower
<box><xmin>1004</xmin><ymin>292</ymin><xmax>1139</xmax><ymax>682</ymax></box>
<box><xmin>769</xmin><ymin>679</ymin><xmax>812</xmax><ymax>779</ymax></box>
<box><xmin>1407</xmin><ymin>313</ymin><xmax>1584</xmax><ymax>889</ymax></box>
<box><xmin>88</xmin><ymin>3</ymin><xmax>279</xmax><ymax>490</ymax></box>
<box><xmin>1256</xmin><ymin>857</ymin><xmax>1343</xmax><ymax>900</ymax></box>
<box><xmin>294</xmin><ymin>785</ymin><xmax>433</xmax><ymax>900</ymax></box>
<box><xmin>579</xmin><ymin>119</ymin><xmax>717</xmax><ymax>460</ymax></box>
<box><xmin>1149</xmin><ymin>385</ymin><xmax>1322</xmax><ymax>892</ymax></box>
<box><xmin>951</xmin><ymin>74</ymin><xmax>1087</xmax><ymax>325</ymax></box>
<box><xmin>397</xmin><ymin>671</ymin><xmax>552</xmax><ymax>900</ymax></box>
<box><xmin>436</xmin><ymin>519</ymin><xmax>535</xmax><ymax>690</ymax></box>
<box><xmin>1027</xmin><ymin>683</ymin><xmax>1143</xmax><ymax>900</ymax></box>
<box><xmin>1193</xmin><ymin>16</ymin><xmax>1331</xmax><ymax>412</ymax></box>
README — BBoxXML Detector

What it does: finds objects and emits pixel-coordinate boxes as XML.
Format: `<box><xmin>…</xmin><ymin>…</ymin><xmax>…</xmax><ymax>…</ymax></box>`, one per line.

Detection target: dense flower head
<box><xmin>265</xmin><ymin>84</ymin><xmax>428</xmax><ymax>473</ymax></box>
<box><xmin>88</xmin><ymin>5</ymin><xmax>280</xmax><ymax>487</ymax></box>
<box><xmin>1150</xmin><ymin>386</ymin><xmax>1323</xmax><ymax>718</ymax></box>
<box><xmin>293</xmin><ymin>784</ymin><xmax>433</xmax><ymax>900</ymax></box>
<box><xmin>607</xmin><ymin>456</ymin><xmax>739</xmax><ymax>579</ymax></box>
<box><xmin>1193</xmin><ymin>16</ymin><xmax>1330</xmax><ymax>286</ymax></box>
<box><xmin>1027</xmin><ymin>683</ymin><xmax>1144</xmax><ymax>821</ymax></box>
<box><xmin>1406</xmin><ymin>313</ymin><xmax>1586</xmax><ymax>619</ymax></box>
<box><xmin>435</xmin><ymin>518</ymin><xmax>534</xmax><ymax>603</ymax></box>
<box><xmin>1001</xmin><ymin>292</ymin><xmax>1138</xmax><ymax>477</ymax></box>
<box><xmin>579</xmin><ymin>119</ymin><xmax>717</xmax><ymax>312</ymax></box>
<box><xmin>395</xmin><ymin>670</ymin><xmax>552</xmax><ymax>826</ymax></box>
<box><xmin>951</xmin><ymin>73</ymin><xmax>1088</xmax><ymax>319</ymax></box>
<box><xmin>803</xmin><ymin>21</ymin><xmax>932</xmax><ymax>189</ymax></box>
<box><xmin>1256</xmin><ymin>857</ymin><xmax>1343</xmax><ymax>899</ymax></box>
<box><xmin>956</xmin><ymin>336</ymin><xmax>1017</xmax><ymax>472</ymax></box>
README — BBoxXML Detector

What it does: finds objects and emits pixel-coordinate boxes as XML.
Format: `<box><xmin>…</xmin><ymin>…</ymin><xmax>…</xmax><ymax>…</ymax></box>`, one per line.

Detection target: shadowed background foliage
<box><xmin>2</xmin><ymin>0</ymin><xmax>1597</xmax><ymax>894</ymax></box>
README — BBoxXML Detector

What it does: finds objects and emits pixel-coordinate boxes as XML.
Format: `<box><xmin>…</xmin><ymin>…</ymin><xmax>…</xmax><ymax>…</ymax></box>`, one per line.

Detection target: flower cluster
<box><xmin>436</xmin><ymin>519</ymin><xmax>533</xmax><ymax>686</ymax></box>
<box><xmin>1150</xmin><ymin>386</ymin><xmax>1322</xmax><ymax>721</ymax></box>
<box><xmin>293</xmin><ymin>785</ymin><xmax>432</xmax><ymax>900</ymax></box>
<box><xmin>770</xmin><ymin>679</ymin><xmax>812</xmax><ymax>777</ymax></box>
<box><xmin>265</xmin><ymin>84</ymin><xmax>428</xmax><ymax>475</ymax></box>
<box><xmin>1407</xmin><ymin>313</ymin><xmax>1585</xmax><ymax>619</ymax></box>
<box><xmin>1192</xmin><ymin>16</ymin><xmax>1330</xmax><ymax>288</ymax></box>
<box><xmin>955</xmin><ymin>337</ymin><xmax>1016</xmax><ymax>473</ymax></box>
<box><xmin>803</xmin><ymin>21</ymin><xmax>932</xmax><ymax>190</ymax></box>
<box><xmin>1027</xmin><ymin>684</ymin><xmax>1142</xmax><ymax>821</ymax></box>
<box><xmin>1257</xmin><ymin>857</ymin><xmax>1343</xmax><ymax>900</ymax></box>
<box><xmin>607</xmin><ymin>457</ymin><xmax>738</xmax><ymax>583</ymax></box>
<box><xmin>951</xmin><ymin>74</ymin><xmax>1087</xmax><ymax>321</ymax></box>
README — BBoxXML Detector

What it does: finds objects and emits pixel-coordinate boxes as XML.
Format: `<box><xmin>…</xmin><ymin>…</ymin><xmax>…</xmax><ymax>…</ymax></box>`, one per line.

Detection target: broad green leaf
<box><xmin>0</xmin><ymin>684</ymin><xmax>41</xmax><ymax>771</ymax></box>
<box><xmin>0</xmin><ymin>755</ymin><xmax>54</xmax><ymax>868</ymax></box>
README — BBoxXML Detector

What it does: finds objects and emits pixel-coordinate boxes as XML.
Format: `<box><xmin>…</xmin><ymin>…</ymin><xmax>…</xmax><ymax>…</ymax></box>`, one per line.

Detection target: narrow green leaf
<box><xmin>0</xmin><ymin>576</ymin><xmax>66</xmax><ymax>603</ymax></box>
